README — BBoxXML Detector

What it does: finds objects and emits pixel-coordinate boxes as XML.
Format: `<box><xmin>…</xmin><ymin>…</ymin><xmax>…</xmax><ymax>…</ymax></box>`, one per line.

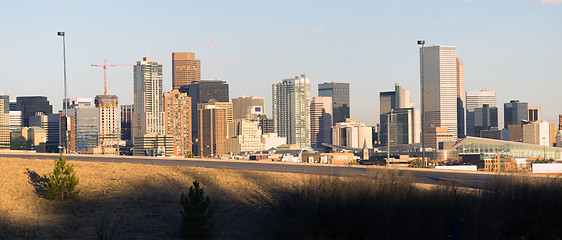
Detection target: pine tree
<box><xmin>46</xmin><ymin>154</ymin><xmax>80</xmax><ymax>201</ymax></box>
<box><xmin>180</xmin><ymin>180</ymin><xmax>213</xmax><ymax>239</ymax></box>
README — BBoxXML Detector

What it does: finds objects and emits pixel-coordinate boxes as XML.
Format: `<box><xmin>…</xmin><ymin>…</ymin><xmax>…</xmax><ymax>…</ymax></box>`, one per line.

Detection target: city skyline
<box><xmin>1</xmin><ymin>1</ymin><xmax>561</xmax><ymax>126</ymax></box>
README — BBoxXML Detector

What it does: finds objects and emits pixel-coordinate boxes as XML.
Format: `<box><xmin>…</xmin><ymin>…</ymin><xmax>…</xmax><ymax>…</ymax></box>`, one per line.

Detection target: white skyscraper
<box><xmin>465</xmin><ymin>89</ymin><xmax>496</xmax><ymax>136</ymax></box>
<box><xmin>133</xmin><ymin>57</ymin><xmax>164</xmax><ymax>140</ymax></box>
<box><xmin>421</xmin><ymin>45</ymin><xmax>458</xmax><ymax>140</ymax></box>
<box><xmin>272</xmin><ymin>75</ymin><xmax>311</xmax><ymax>148</ymax></box>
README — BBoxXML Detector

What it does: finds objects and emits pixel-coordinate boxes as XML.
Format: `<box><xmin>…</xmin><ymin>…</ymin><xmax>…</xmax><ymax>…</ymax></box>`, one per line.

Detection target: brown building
<box><xmin>172</xmin><ymin>52</ymin><xmax>201</xmax><ymax>89</ymax></box>
<box><xmin>163</xmin><ymin>90</ymin><xmax>192</xmax><ymax>156</ymax></box>
<box><xmin>198</xmin><ymin>101</ymin><xmax>230</xmax><ymax>157</ymax></box>
<box><xmin>426</xmin><ymin>126</ymin><xmax>454</xmax><ymax>149</ymax></box>
<box><xmin>508</xmin><ymin>124</ymin><xmax>523</xmax><ymax>142</ymax></box>
<box><xmin>559</xmin><ymin>114</ymin><xmax>562</xmax><ymax>131</ymax></box>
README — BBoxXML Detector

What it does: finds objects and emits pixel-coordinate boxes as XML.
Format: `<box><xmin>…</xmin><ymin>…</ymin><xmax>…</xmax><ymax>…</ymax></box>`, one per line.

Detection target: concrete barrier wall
<box><xmin>532</xmin><ymin>163</ymin><xmax>562</xmax><ymax>174</ymax></box>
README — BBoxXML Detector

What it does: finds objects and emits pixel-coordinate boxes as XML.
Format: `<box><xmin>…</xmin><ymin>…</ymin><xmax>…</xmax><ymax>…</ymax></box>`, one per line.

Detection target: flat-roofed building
<box><xmin>163</xmin><ymin>89</ymin><xmax>192</xmax><ymax>156</ymax></box>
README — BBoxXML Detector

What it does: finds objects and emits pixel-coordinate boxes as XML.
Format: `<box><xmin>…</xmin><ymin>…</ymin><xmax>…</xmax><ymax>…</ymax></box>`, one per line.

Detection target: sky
<box><xmin>1</xmin><ymin>0</ymin><xmax>561</xmax><ymax>127</ymax></box>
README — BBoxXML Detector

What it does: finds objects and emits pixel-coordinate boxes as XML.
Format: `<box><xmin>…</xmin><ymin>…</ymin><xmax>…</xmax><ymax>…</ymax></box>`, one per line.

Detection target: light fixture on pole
<box><xmin>58</xmin><ymin>31</ymin><xmax>69</xmax><ymax>154</ymax></box>
<box><xmin>417</xmin><ymin>40</ymin><xmax>426</xmax><ymax>167</ymax></box>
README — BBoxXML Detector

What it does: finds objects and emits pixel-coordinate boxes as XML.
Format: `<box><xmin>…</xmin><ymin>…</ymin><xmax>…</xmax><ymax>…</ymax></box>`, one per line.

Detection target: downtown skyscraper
<box><xmin>133</xmin><ymin>57</ymin><xmax>164</xmax><ymax>140</ymax></box>
<box><xmin>465</xmin><ymin>89</ymin><xmax>496</xmax><ymax>136</ymax></box>
<box><xmin>420</xmin><ymin>45</ymin><xmax>459</xmax><ymax>140</ymax></box>
<box><xmin>318</xmin><ymin>82</ymin><xmax>350</xmax><ymax>125</ymax></box>
<box><xmin>172</xmin><ymin>52</ymin><xmax>201</xmax><ymax>90</ymax></box>
<box><xmin>273</xmin><ymin>75</ymin><xmax>311</xmax><ymax>148</ymax></box>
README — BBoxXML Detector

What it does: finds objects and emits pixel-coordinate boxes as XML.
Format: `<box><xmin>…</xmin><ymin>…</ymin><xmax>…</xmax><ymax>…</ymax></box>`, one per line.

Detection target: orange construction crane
<box><xmin>91</xmin><ymin>60</ymin><xmax>134</xmax><ymax>95</ymax></box>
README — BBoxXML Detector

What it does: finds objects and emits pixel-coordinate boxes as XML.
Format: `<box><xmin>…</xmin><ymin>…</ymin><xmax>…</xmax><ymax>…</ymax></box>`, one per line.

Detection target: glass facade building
<box><xmin>318</xmin><ymin>82</ymin><xmax>349</xmax><ymax>125</ymax></box>
<box><xmin>74</xmin><ymin>106</ymin><xmax>99</xmax><ymax>152</ymax></box>
<box><xmin>454</xmin><ymin>136</ymin><xmax>562</xmax><ymax>160</ymax></box>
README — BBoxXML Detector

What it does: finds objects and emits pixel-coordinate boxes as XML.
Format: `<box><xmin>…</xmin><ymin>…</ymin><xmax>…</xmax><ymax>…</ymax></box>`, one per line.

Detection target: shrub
<box><xmin>180</xmin><ymin>180</ymin><xmax>213</xmax><ymax>239</ymax></box>
<box><xmin>45</xmin><ymin>154</ymin><xmax>80</xmax><ymax>201</ymax></box>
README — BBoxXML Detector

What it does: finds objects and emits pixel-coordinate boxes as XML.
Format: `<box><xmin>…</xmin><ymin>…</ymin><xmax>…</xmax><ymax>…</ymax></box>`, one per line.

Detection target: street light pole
<box><xmin>417</xmin><ymin>40</ymin><xmax>426</xmax><ymax>167</ymax></box>
<box><xmin>58</xmin><ymin>32</ymin><xmax>69</xmax><ymax>154</ymax></box>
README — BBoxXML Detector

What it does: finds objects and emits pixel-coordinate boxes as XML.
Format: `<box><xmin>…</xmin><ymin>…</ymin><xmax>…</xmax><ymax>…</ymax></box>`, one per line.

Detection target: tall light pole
<box><xmin>58</xmin><ymin>32</ymin><xmax>69</xmax><ymax>153</ymax></box>
<box><xmin>417</xmin><ymin>40</ymin><xmax>426</xmax><ymax>167</ymax></box>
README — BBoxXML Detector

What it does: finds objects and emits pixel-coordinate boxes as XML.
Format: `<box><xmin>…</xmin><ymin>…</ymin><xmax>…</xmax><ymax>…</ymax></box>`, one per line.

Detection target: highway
<box><xmin>0</xmin><ymin>151</ymin><xmax>498</xmax><ymax>189</ymax></box>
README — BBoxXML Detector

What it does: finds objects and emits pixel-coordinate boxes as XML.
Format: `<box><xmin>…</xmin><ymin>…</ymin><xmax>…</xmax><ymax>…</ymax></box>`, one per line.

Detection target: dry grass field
<box><xmin>0</xmin><ymin>157</ymin><xmax>307</xmax><ymax>239</ymax></box>
<box><xmin>1</xmin><ymin>157</ymin><xmax>561</xmax><ymax>239</ymax></box>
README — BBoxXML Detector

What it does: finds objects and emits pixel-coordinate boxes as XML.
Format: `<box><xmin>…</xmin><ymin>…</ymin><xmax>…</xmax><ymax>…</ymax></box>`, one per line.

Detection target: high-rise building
<box><xmin>120</xmin><ymin>105</ymin><xmax>133</xmax><ymax>143</ymax></box>
<box><xmin>310</xmin><ymin>97</ymin><xmax>332</xmax><ymax>149</ymax></box>
<box><xmin>163</xmin><ymin>89</ymin><xmax>192</xmax><ymax>156</ymax></box>
<box><xmin>198</xmin><ymin>101</ymin><xmax>229</xmax><ymax>157</ymax></box>
<box><xmin>0</xmin><ymin>94</ymin><xmax>9</xmax><ymax>149</ymax></box>
<box><xmin>181</xmin><ymin>80</ymin><xmax>229</xmax><ymax>154</ymax></box>
<box><xmin>318</xmin><ymin>82</ymin><xmax>350</xmax><ymax>125</ymax></box>
<box><xmin>420</xmin><ymin>45</ymin><xmax>458</xmax><ymax>140</ymax></box>
<box><xmin>465</xmin><ymin>89</ymin><xmax>496</xmax><ymax>136</ymax></box>
<box><xmin>16</xmin><ymin>96</ymin><xmax>52</xmax><ymax>127</ymax></box>
<box><xmin>332</xmin><ymin>119</ymin><xmax>373</xmax><ymax>149</ymax></box>
<box><xmin>232</xmin><ymin>96</ymin><xmax>264</xmax><ymax>121</ymax></box>
<box><xmin>379</xmin><ymin>84</ymin><xmax>420</xmax><ymax>145</ymax></box>
<box><xmin>559</xmin><ymin>115</ymin><xmax>562</xmax><ymax>131</ymax></box>
<box><xmin>95</xmin><ymin>95</ymin><xmax>119</xmax><ymax>147</ymax></box>
<box><xmin>133</xmin><ymin>57</ymin><xmax>164</xmax><ymax>141</ymax></box>
<box><xmin>9</xmin><ymin>100</ymin><xmax>17</xmax><ymax>111</ymax></box>
<box><xmin>74</xmin><ymin>106</ymin><xmax>99</xmax><ymax>153</ymax></box>
<box><xmin>528</xmin><ymin>105</ymin><xmax>540</xmax><ymax>122</ymax></box>
<box><xmin>273</xmin><ymin>75</ymin><xmax>311</xmax><ymax>148</ymax></box>
<box><xmin>473</xmin><ymin>104</ymin><xmax>498</xmax><ymax>137</ymax></box>
<box><xmin>504</xmin><ymin>100</ymin><xmax>528</xmax><ymax>129</ymax></box>
<box><xmin>172</xmin><ymin>52</ymin><xmax>201</xmax><ymax>90</ymax></box>
<box><xmin>456</xmin><ymin>57</ymin><xmax>465</xmax><ymax>138</ymax></box>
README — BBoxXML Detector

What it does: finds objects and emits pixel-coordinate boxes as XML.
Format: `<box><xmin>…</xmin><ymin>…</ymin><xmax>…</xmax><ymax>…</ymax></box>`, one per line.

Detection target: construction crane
<box><xmin>91</xmin><ymin>60</ymin><xmax>134</xmax><ymax>95</ymax></box>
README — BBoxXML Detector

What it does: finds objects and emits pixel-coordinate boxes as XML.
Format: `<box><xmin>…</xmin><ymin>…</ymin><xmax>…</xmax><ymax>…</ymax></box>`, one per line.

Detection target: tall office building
<box><xmin>522</xmin><ymin>121</ymin><xmax>550</xmax><ymax>147</ymax></box>
<box><xmin>232</xmin><ymin>96</ymin><xmax>264</xmax><ymax>121</ymax></box>
<box><xmin>163</xmin><ymin>89</ymin><xmax>192</xmax><ymax>156</ymax></box>
<box><xmin>133</xmin><ymin>57</ymin><xmax>165</xmax><ymax>140</ymax></box>
<box><xmin>528</xmin><ymin>105</ymin><xmax>540</xmax><ymax>122</ymax></box>
<box><xmin>310</xmin><ymin>97</ymin><xmax>332</xmax><ymax>149</ymax></box>
<box><xmin>420</xmin><ymin>45</ymin><xmax>458</xmax><ymax>140</ymax></box>
<box><xmin>473</xmin><ymin>104</ymin><xmax>498</xmax><ymax>136</ymax></box>
<box><xmin>318</xmin><ymin>82</ymin><xmax>350</xmax><ymax>125</ymax></box>
<box><xmin>16</xmin><ymin>96</ymin><xmax>52</xmax><ymax>127</ymax></box>
<box><xmin>172</xmin><ymin>52</ymin><xmax>201</xmax><ymax>90</ymax></box>
<box><xmin>559</xmin><ymin>115</ymin><xmax>562</xmax><ymax>131</ymax></box>
<box><xmin>181</xmin><ymin>80</ymin><xmax>229</xmax><ymax>154</ymax></box>
<box><xmin>74</xmin><ymin>106</ymin><xmax>99</xmax><ymax>152</ymax></box>
<box><xmin>9</xmin><ymin>100</ymin><xmax>17</xmax><ymax>111</ymax></box>
<box><xmin>257</xmin><ymin>114</ymin><xmax>274</xmax><ymax>134</ymax></box>
<box><xmin>0</xmin><ymin>94</ymin><xmax>9</xmax><ymax>149</ymax></box>
<box><xmin>198</xmin><ymin>101</ymin><xmax>229</xmax><ymax>157</ymax></box>
<box><xmin>95</xmin><ymin>95</ymin><xmax>119</xmax><ymax>147</ymax></box>
<box><xmin>465</xmin><ymin>89</ymin><xmax>496</xmax><ymax>136</ymax></box>
<box><xmin>272</xmin><ymin>75</ymin><xmax>311</xmax><ymax>148</ymax></box>
<box><xmin>504</xmin><ymin>100</ymin><xmax>528</xmax><ymax>129</ymax></box>
<box><xmin>456</xmin><ymin>57</ymin><xmax>465</xmax><ymax>138</ymax></box>
<box><xmin>379</xmin><ymin>84</ymin><xmax>420</xmax><ymax>145</ymax></box>
<box><xmin>120</xmin><ymin>105</ymin><xmax>133</xmax><ymax>143</ymax></box>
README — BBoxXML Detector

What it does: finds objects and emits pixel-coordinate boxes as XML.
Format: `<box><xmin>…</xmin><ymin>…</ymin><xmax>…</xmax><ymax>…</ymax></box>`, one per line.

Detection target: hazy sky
<box><xmin>1</xmin><ymin>0</ymin><xmax>561</xmax><ymax>126</ymax></box>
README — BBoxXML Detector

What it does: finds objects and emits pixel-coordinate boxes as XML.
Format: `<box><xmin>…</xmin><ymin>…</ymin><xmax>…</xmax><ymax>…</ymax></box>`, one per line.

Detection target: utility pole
<box><xmin>417</xmin><ymin>40</ymin><xmax>426</xmax><ymax>167</ymax></box>
<box><xmin>58</xmin><ymin>32</ymin><xmax>69</xmax><ymax>154</ymax></box>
